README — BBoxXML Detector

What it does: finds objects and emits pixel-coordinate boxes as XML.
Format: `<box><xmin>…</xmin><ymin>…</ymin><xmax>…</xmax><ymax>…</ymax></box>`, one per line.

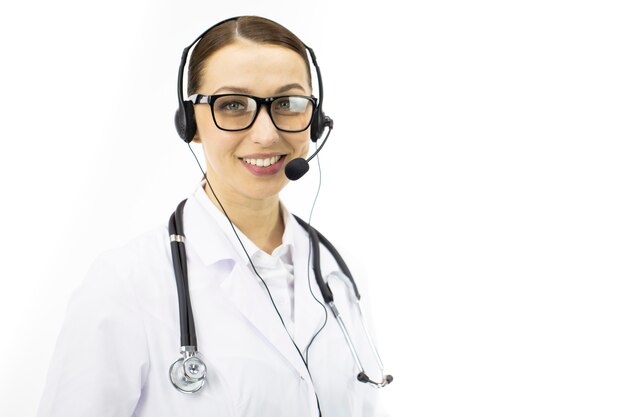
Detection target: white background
<box><xmin>1</xmin><ymin>0</ymin><xmax>625</xmax><ymax>416</ymax></box>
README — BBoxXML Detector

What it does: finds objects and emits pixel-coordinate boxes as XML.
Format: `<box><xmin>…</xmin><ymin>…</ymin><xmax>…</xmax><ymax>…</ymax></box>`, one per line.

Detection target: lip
<box><xmin>239</xmin><ymin>152</ymin><xmax>286</xmax><ymax>159</ymax></box>
<box><xmin>239</xmin><ymin>154</ymin><xmax>287</xmax><ymax>176</ymax></box>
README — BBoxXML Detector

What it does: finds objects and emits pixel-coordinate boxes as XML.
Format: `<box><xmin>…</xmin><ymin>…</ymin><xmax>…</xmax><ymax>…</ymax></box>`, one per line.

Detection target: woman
<box><xmin>37</xmin><ymin>15</ymin><xmax>389</xmax><ymax>417</ymax></box>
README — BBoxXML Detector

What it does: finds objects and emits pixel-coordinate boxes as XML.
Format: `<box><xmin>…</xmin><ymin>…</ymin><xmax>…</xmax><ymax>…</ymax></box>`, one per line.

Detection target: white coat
<box><xmin>37</xmin><ymin>183</ymin><xmax>388</xmax><ymax>417</ymax></box>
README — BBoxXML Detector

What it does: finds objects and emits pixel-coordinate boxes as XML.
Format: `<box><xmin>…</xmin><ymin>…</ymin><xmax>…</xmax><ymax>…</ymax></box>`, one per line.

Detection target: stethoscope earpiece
<box><xmin>357</xmin><ymin>371</ymin><xmax>394</xmax><ymax>388</ymax></box>
<box><xmin>169</xmin><ymin>353</ymin><xmax>207</xmax><ymax>394</ymax></box>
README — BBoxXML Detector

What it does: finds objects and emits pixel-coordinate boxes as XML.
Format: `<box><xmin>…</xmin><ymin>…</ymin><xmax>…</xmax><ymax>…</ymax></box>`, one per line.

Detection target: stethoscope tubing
<box><xmin>293</xmin><ymin>216</ymin><xmax>391</xmax><ymax>387</ymax></box>
<box><xmin>294</xmin><ymin>216</ymin><xmax>361</xmax><ymax>301</ymax></box>
<box><xmin>169</xmin><ymin>199</ymin><xmax>196</xmax><ymax>348</ymax></box>
<box><xmin>168</xmin><ymin>199</ymin><xmax>392</xmax><ymax>392</ymax></box>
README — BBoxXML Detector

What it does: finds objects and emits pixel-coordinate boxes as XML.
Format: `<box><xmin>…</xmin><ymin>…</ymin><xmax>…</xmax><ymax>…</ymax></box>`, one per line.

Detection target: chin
<box><xmin>247</xmin><ymin>179</ymin><xmax>288</xmax><ymax>200</ymax></box>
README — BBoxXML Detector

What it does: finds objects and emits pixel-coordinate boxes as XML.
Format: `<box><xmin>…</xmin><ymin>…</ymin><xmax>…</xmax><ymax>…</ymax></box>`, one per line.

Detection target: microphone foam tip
<box><xmin>285</xmin><ymin>158</ymin><xmax>309</xmax><ymax>181</ymax></box>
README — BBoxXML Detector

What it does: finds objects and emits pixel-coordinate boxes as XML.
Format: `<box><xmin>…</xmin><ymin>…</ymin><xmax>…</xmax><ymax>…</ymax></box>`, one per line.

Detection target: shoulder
<box><xmin>39</xmin><ymin>230</ymin><xmax>161</xmax><ymax>416</ymax></box>
<box><xmin>97</xmin><ymin>224</ymin><xmax>170</xmax><ymax>268</ymax></box>
<box><xmin>76</xmin><ymin>224</ymin><xmax>171</xmax><ymax>303</ymax></box>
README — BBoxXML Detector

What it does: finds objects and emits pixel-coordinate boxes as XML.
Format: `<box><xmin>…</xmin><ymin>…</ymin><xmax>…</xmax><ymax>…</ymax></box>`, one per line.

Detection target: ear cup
<box><xmin>175</xmin><ymin>101</ymin><xmax>197</xmax><ymax>143</ymax></box>
<box><xmin>310</xmin><ymin>108</ymin><xmax>325</xmax><ymax>142</ymax></box>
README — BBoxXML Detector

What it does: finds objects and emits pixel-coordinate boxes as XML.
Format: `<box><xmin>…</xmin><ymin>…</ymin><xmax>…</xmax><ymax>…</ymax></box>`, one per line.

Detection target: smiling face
<box><xmin>192</xmin><ymin>39</ymin><xmax>312</xmax><ymax>205</ymax></box>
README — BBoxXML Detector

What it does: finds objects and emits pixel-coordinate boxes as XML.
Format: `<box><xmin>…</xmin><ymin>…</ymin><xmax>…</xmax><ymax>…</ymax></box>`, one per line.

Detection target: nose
<box><xmin>248</xmin><ymin>104</ymin><xmax>280</xmax><ymax>146</ymax></box>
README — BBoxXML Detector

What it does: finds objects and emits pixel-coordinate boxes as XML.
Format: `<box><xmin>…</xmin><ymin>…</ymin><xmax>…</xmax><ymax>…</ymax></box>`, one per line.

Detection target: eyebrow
<box><xmin>213</xmin><ymin>83</ymin><xmax>306</xmax><ymax>95</ymax></box>
<box><xmin>276</xmin><ymin>83</ymin><xmax>306</xmax><ymax>94</ymax></box>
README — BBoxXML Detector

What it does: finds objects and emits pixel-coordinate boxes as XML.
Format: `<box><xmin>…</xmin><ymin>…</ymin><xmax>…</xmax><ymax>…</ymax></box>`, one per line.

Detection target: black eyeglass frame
<box><xmin>188</xmin><ymin>93</ymin><xmax>318</xmax><ymax>133</ymax></box>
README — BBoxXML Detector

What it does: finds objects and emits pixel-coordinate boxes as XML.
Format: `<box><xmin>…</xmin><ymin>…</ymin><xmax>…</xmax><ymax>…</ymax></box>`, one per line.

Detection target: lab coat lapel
<box><xmin>292</xmin><ymin>221</ymin><xmax>333</xmax><ymax>355</ymax></box>
<box><xmin>219</xmin><ymin>262</ymin><xmax>312</xmax><ymax>379</ymax></box>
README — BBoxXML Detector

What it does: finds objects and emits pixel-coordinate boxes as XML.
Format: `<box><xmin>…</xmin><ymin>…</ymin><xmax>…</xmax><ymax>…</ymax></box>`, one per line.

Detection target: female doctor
<box><xmin>37</xmin><ymin>15</ymin><xmax>390</xmax><ymax>417</ymax></box>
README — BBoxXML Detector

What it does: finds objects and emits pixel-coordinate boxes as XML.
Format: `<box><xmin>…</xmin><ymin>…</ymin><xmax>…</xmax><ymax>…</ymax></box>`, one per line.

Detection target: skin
<box><xmin>191</xmin><ymin>39</ymin><xmax>312</xmax><ymax>254</ymax></box>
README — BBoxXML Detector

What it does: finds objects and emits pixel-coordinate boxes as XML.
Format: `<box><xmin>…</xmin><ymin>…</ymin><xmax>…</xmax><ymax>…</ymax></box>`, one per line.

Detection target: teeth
<box><xmin>243</xmin><ymin>155</ymin><xmax>281</xmax><ymax>167</ymax></box>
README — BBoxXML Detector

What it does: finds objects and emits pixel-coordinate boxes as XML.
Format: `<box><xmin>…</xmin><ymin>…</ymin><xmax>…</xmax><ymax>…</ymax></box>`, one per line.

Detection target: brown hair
<box><xmin>187</xmin><ymin>16</ymin><xmax>312</xmax><ymax>96</ymax></box>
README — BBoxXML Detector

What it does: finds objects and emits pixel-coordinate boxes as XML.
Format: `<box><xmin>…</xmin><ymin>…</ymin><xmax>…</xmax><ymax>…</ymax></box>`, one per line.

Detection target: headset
<box><xmin>174</xmin><ymin>16</ymin><xmax>332</xmax><ymax>146</ymax></box>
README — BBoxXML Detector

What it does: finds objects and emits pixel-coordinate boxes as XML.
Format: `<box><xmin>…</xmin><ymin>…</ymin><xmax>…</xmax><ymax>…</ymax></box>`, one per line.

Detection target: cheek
<box><xmin>193</xmin><ymin>107</ymin><xmax>214</xmax><ymax>135</ymax></box>
<box><xmin>300</xmin><ymin>142</ymin><xmax>310</xmax><ymax>157</ymax></box>
<box><xmin>200</xmin><ymin>134</ymin><xmax>240</xmax><ymax>170</ymax></box>
<box><xmin>294</xmin><ymin>134</ymin><xmax>311</xmax><ymax>156</ymax></box>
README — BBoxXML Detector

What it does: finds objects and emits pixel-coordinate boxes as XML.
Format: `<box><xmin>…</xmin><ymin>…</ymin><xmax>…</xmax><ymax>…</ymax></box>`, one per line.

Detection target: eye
<box><xmin>273</xmin><ymin>97</ymin><xmax>309</xmax><ymax>114</ymax></box>
<box><xmin>277</xmin><ymin>98</ymin><xmax>292</xmax><ymax>109</ymax></box>
<box><xmin>218</xmin><ymin>100</ymin><xmax>248</xmax><ymax>112</ymax></box>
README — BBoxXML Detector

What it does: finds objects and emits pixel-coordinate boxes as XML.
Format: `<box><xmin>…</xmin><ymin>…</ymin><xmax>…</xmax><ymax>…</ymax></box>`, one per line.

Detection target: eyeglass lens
<box><xmin>213</xmin><ymin>95</ymin><xmax>314</xmax><ymax>131</ymax></box>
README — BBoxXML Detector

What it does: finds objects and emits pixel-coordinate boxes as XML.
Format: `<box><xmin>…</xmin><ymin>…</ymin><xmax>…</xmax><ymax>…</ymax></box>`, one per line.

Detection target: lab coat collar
<box><xmin>182</xmin><ymin>184</ymin><xmax>240</xmax><ymax>267</ymax></box>
<box><xmin>216</xmin><ymin>222</ymin><xmax>337</xmax><ymax>381</ymax></box>
<box><xmin>182</xmin><ymin>179</ymin><xmax>342</xmax><ymax>380</ymax></box>
<box><xmin>187</xmin><ymin>179</ymin><xmax>296</xmax><ymax>268</ymax></box>
<box><xmin>292</xmin><ymin>219</ymin><xmax>337</xmax><ymax>354</ymax></box>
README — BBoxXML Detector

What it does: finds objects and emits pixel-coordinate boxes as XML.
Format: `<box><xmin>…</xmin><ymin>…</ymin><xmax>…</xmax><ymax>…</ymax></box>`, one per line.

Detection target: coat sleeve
<box><xmin>36</xmin><ymin>249</ymin><xmax>150</xmax><ymax>417</ymax></box>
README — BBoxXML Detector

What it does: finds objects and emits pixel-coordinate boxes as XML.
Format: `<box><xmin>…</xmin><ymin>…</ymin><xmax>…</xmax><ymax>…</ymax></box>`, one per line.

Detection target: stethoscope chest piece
<box><xmin>169</xmin><ymin>351</ymin><xmax>207</xmax><ymax>394</ymax></box>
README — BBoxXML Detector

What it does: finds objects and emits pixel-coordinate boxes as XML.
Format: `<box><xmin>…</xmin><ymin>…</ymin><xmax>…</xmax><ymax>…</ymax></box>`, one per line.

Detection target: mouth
<box><xmin>240</xmin><ymin>155</ymin><xmax>286</xmax><ymax>167</ymax></box>
<box><xmin>238</xmin><ymin>154</ymin><xmax>287</xmax><ymax>176</ymax></box>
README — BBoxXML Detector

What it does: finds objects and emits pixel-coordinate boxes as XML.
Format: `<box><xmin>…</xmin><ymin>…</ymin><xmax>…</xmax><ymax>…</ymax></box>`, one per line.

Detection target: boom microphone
<box><xmin>285</xmin><ymin>158</ymin><xmax>310</xmax><ymax>180</ymax></box>
<box><xmin>284</xmin><ymin>117</ymin><xmax>333</xmax><ymax>181</ymax></box>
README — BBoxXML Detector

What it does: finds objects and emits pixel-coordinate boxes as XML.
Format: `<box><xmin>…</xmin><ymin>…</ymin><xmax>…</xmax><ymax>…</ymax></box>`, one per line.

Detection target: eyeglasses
<box><xmin>189</xmin><ymin>93</ymin><xmax>318</xmax><ymax>132</ymax></box>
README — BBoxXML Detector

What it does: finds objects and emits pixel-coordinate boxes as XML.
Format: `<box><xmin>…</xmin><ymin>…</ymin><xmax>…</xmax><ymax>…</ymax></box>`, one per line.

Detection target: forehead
<box><xmin>199</xmin><ymin>39</ymin><xmax>311</xmax><ymax>95</ymax></box>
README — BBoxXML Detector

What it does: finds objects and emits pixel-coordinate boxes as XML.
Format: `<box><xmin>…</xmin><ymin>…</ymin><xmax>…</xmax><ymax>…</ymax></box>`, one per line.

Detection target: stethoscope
<box><xmin>167</xmin><ymin>198</ymin><xmax>393</xmax><ymax>394</ymax></box>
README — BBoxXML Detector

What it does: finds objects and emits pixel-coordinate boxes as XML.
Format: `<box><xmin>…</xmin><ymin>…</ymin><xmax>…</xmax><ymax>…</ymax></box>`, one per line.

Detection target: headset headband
<box><xmin>175</xmin><ymin>16</ymin><xmax>328</xmax><ymax>143</ymax></box>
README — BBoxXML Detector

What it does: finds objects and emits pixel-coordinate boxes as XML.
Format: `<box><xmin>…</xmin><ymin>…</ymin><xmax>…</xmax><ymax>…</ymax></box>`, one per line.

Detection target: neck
<box><xmin>202</xmin><ymin>180</ymin><xmax>284</xmax><ymax>255</ymax></box>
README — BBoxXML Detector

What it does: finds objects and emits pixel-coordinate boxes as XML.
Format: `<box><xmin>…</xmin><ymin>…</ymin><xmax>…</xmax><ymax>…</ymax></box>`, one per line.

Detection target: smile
<box><xmin>241</xmin><ymin>155</ymin><xmax>284</xmax><ymax>167</ymax></box>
